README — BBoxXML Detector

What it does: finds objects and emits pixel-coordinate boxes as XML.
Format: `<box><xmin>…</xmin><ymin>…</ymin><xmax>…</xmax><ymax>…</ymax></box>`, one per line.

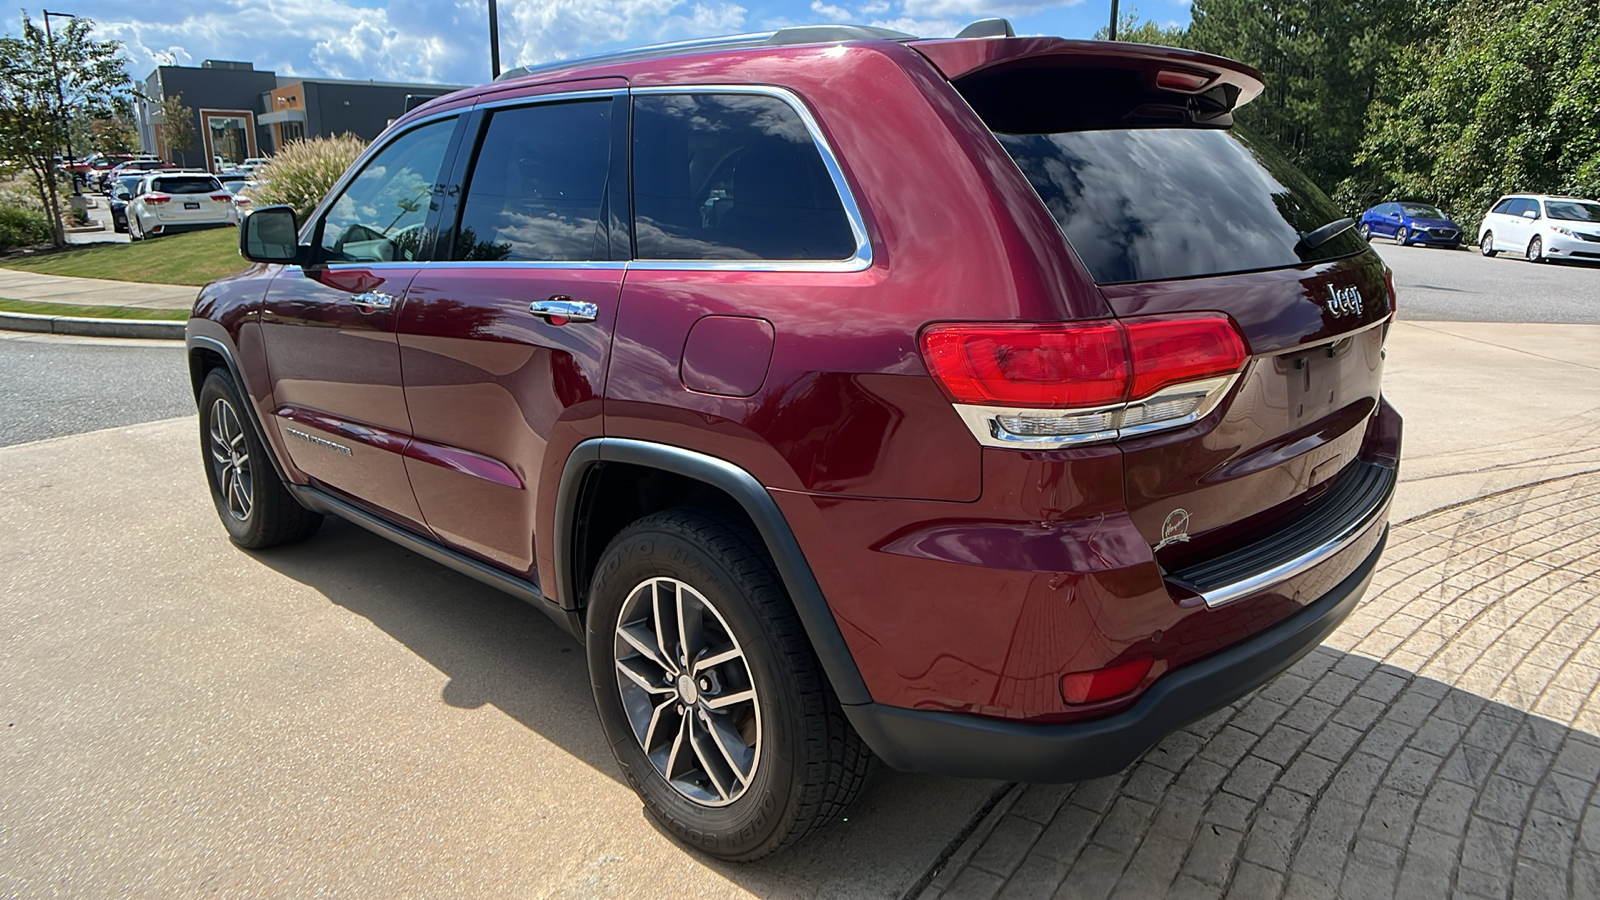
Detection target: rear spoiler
<box><xmin>910</xmin><ymin>37</ymin><xmax>1264</xmax><ymax>130</ymax></box>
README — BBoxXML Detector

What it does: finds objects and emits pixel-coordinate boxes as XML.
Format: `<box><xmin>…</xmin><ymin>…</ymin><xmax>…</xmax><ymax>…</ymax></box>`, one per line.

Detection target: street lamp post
<box><xmin>1108</xmin><ymin>0</ymin><xmax>1120</xmax><ymax>41</ymax></box>
<box><xmin>42</xmin><ymin>9</ymin><xmax>80</xmax><ymax>197</ymax></box>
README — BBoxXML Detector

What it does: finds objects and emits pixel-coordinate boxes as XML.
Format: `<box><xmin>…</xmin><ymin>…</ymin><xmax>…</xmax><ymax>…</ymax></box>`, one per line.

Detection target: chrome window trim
<box><xmin>473</xmin><ymin>88</ymin><xmax>627</xmax><ymax>112</ymax></box>
<box><xmin>951</xmin><ymin>374</ymin><xmax>1241</xmax><ymax>450</ymax></box>
<box><xmin>627</xmin><ymin>84</ymin><xmax>874</xmax><ymax>274</ymax></box>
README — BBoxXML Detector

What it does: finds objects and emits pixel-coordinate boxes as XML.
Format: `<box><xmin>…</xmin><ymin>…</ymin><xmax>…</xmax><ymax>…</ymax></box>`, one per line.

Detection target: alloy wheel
<box><xmin>208</xmin><ymin>397</ymin><xmax>253</xmax><ymax>521</ymax></box>
<box><xmin>1481</xmin><ymin>232</ymin><xmax>1494</xmax><ymax>256</ymax></box>
<box><xmin>1528</xmin><ymin>236</ymin><xmax>1543</xmax><ymax>262</ymax></box>
<box><xmin>613</xmin><ymin>576</ymin><xmax>761</xmax><ymax>807</ymax></box>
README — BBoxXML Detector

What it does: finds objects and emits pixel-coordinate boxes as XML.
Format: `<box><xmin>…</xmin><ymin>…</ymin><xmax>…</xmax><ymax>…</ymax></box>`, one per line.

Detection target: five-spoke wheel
<box><xmin>208</xmin><ymin>396</ymin><xmax>253</xmax><ymax>522</ymax></box>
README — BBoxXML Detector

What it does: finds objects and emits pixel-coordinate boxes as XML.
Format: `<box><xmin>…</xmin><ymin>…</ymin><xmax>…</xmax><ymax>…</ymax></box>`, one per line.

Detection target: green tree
<box><xmin>1346</xmin><ymin>0</ymin><xmax>1600</xmax><ymax>232</ymax></box>
<box><xmin>1094</xmin><ymin>7</ymin><xmax>1187</xmax><ymax>46</ymax></box>
<box><xmin>1185</xmin><ymin>0</ymin><xmax>1454</xmax><ymax>196</ymax></box>
<box><xmin>157</xmin><ymin>94</ymin><xmax>197</xmax><ymax>167</ymax></box>
<box><xmin>0</xmin><ymin>14</ymin><xmax>133</xmax><ymax>245</ymax></box>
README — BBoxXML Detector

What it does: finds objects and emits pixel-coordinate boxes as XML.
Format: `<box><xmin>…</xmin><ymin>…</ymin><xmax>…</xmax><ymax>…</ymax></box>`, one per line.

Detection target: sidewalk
<box><xmin>919</xmin><ymin>321</ymin><xmax>1600</xmax><ymax>899</ymax></box>
<box><xmin>0</xmin><ymin>269</ymin><xmax>195</xmax><ymax>310</ymax></box>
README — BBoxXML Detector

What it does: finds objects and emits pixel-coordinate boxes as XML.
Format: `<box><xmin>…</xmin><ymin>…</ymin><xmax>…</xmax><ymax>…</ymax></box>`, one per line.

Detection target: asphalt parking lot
<box><xmin>1372</xmin><ymin>241</ymin><xmax>1600</xmax><ymax>324</ymax></box>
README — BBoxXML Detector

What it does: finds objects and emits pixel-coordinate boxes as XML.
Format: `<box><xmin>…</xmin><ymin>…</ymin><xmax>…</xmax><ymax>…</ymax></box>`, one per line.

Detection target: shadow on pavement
<box><xmin>253</xmin><ymin>516</ymin><xmax>1002</xmax><ymax>899</ymax></box>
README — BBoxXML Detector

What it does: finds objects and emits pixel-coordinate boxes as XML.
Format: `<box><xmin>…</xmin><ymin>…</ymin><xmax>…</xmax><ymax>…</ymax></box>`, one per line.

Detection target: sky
<box><xmin>15</xmin><ymin>0</ymin><xmax>1195</xmax><ymax>88</ymax></box>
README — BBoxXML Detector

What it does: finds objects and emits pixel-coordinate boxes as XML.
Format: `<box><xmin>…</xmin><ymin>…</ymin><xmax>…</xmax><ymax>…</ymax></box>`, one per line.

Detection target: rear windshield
<box><xmin>152</xmin><ymin>176</ymin><xmax>221</xmax><ymax>194</ymax></box>
<box><xmin>1546</xmin><ymin>201</ymin><xmax>1600</xmax><ymax>223</ymax></box>
<box><xmin>995</xmin><ymin>127</ymin><xmax>1366</xmax><ymax>284</ymax></box>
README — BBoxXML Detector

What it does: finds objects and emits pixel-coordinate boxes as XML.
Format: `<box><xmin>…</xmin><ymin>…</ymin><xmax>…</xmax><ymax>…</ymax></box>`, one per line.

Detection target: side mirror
<box><xmin>114</xmin><ymin>190</ymin><xmax>131</xmax><ymax>201</ymax></box>
<box><xmin>240</xmin><ymin>205</ymin><xmax>303</xmax><ymax>264</ymax></box>
<box><xmin>1521</xmin><ymin>209</ymin><xmax>1539</xmax><ymax>220</ymax></box>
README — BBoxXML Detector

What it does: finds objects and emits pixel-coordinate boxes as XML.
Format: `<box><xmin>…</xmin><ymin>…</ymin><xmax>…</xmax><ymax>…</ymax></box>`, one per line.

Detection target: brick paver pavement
<box><xmin>920</xmin><ymin>472</ymin><xmax>1600</xmax><ymax>900</ymax></box>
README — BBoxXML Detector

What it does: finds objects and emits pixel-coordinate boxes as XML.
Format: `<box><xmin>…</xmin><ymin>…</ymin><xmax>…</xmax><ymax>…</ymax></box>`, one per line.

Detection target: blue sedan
<box><xmin>1358</xmin><ymin>202</ymin><xmax>1463</xmax><ymax>248</ymax></box>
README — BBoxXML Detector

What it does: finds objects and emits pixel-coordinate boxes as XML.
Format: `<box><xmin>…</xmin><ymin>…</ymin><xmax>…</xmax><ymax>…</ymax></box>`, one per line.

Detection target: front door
<box><xmin>260</xmin><ymin>116</ymin><xmax>460</xmax><ymax>528</ymax></box>
<box><xmin>398</xmin><ymin>92</ymin><xmax>627</xmax><ymax>578</ymax></box>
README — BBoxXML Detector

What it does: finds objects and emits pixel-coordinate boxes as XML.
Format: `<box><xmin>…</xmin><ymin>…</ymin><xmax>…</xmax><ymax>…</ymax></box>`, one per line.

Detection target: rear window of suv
<box><xmin>152</xmin><ymin>176</ymin><xmax>222</xmax><ymax>194</ymax></box>
<box><xmin>996</xmin><ymin>127</ymin><xmax>1365</xmax><ymax>284</ymax></box>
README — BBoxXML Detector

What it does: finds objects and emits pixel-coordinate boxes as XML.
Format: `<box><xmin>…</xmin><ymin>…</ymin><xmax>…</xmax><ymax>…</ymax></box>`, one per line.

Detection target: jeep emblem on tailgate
<box><xmin>1325</xmin><ymin>284</ymin><xmax>1364</xmax><ymax>317</ymax></box>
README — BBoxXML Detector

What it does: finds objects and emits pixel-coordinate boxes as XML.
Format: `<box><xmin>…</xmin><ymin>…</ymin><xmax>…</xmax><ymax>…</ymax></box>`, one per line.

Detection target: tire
<box><xmin>197</xmin><ymin>369</ymin><xmax>322</xmax><ymax>549</ymax></box>
<box><xmin>586</xmin><ymin>508</ymin><xmax>872</xmax><ymax>861</ymax></box>
<box><xmin>128</xmin><ymin>213</ymin><xmax>144</xmax><ymax>241</ymax></box>
<box><xmin>1527</xmin><ymin>235</ymin><xmax>1544</xmax><ymax>262</ymax></box>
<box><xmin>1394</xmin><ymin>224</ymin><xmax>1408</xmax><ymax>245</ymax></box>
<box><xmin>1358</xmin><ymin>223</ymin><xmax>1371</xmax><ymax>241</ymax></box>
<box><xmin>1481</xmin><ymin>231</ymin><xmax>1497</xmax><ymax>256</ymax></box>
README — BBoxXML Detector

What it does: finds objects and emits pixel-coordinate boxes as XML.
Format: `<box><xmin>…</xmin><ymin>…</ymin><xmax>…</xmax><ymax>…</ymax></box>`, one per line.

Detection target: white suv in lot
<box><xmin>128</xmin><ymin>172</ymin><xmax>235</xmax><ymax>240</ymax></box>
<box><xmin>1478</xmin><ymin>194</ymin><xmax>1600</xmax><ymax>262</ymax></box>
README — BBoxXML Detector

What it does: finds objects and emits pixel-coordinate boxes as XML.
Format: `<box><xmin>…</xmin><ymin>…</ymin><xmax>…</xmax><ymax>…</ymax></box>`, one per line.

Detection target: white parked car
<box><xmin>1478</xmin><ymin>194</ymin><xmax>1600</xmax><ymax>263</ymax></box>
<box><xmin>236</xmin><ymin>156</ymin><xmax>272</xmax><ymax>176</ymax></box>
<box><xmin>127</xmin><ymin>172</ymin><xmax>235</xmax><ymax>240</ymax></box>
<box><xmin>217</xmin><ymin>176</ymin><xmax>260</xmax><ymax>224</ymax></box>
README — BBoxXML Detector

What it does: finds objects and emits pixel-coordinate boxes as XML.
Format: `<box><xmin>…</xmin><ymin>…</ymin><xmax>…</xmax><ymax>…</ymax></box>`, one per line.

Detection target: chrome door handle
<box><xmin>528</xmin><ymin>296</ymin><xmax>598</xmax><ymax>324</ymax></box>
<box><xmin>349</xmin><ymin>291</ymin><xmax>395</xmax><ymax>312</ymax></box>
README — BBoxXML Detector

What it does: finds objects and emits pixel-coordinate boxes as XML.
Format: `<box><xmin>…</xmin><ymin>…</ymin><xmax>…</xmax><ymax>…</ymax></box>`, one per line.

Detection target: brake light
<box><xmin>1156</xmin><ymin>69</ymin><xmax>1214</xmax><ymax>92</ymax></box>
<box><xmin>210</xmin><ymin>192</ymin><xmax>232</xmax><ymax>201</ymax></box>
<box><xmin>1061</xmin><ymin>657</ymin><xmax>1153</xmax><ymax>704</ymax></box>
<box><xmin>921</xmin><ymin>314</ymin><xmax>1248</xmax><ymax>447</ymax></box>
<box><xmin>144</xmin><ymin>193</ymin><xmax>171</xmax><ymax>204</ymax></box>
<box><xmin>919</xmin><ymin>322</ymin><xmax>1128</xmax><ymax>408</ymax></box>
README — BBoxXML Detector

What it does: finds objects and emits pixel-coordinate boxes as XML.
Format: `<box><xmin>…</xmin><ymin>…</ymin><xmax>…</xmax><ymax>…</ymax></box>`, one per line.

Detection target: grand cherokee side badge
<box><xmin>1155</xmin><ymin>508</ymin><xmax>1191</xmax><ymax>551</ymax></box>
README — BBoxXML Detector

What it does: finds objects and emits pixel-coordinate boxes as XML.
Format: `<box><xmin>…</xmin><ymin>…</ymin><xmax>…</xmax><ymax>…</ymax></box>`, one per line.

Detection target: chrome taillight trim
<box><xmin>950</xmin><ymin>373</ymin><xmax>1241</xmax><ymax>450</ymax></box>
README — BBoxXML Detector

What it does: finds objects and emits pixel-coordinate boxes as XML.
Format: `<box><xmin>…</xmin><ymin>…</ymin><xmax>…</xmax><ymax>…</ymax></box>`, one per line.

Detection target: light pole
<box><xmin>488</xmin><ymin>0</ymin><xmax>501</xmax><ymax>79</ymax></box>
<box><xmin>1108</xmin><ymin>0</ymin><xmax>1120</xmax><ymax>41</ymax></box>
<box><xmin>42</xmin><ymin>9</ymin><xmax>80</xmax><ymax>196</ymax></box>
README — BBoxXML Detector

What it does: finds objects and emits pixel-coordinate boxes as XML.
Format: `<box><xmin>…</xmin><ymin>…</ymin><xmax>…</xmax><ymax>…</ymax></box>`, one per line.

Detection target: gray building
<box><xmin>137</xmin><ymin>60</ymin><xmax>465</xmax><ymax>171</ymax></box>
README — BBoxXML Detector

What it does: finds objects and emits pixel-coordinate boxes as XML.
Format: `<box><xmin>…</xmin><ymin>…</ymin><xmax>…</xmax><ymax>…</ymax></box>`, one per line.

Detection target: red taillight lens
<box><xmin>1124</xmin><ymin>314</ymin><xmax>1249</xmax><ymax>400</ymax></box>
<box><xmin>1061</xmin><ymin>657</ymin><xmax>1154</xmax><ymax>704</ymax></box>
<box><xmin>919</xmin><ymin>322</ymin><xmax>1130</xmax><ymax>408</ymax></box>
<box><xmin>144</xmin><ymin>193</ymin><xmax>171</xmax><ymax>203</ymax></box>
<box><xmin>210</xmin><ymin>192</ymin><xmax>232</xmax><ymax>201</ymax></box>
<box><xmin>1156</xmin><ymin>69</ymin><xmax>1214</xmax><ymax>92</ymax></box>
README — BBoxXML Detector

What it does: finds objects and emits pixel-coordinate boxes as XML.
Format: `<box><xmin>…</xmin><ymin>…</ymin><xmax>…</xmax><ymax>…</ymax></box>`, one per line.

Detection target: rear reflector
<box><xmin>1061</xmin><ymin>657</ymin><xmax>1153</xmax><ymax>704</ymax></box>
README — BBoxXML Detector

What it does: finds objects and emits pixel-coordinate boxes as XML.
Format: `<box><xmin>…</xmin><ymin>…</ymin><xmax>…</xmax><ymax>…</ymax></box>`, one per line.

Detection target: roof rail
<box><xmin>954</xmin><ymin>18</ymin><xmax>1015</xmax><ymax>38</ymax></box>
<box><xmin>495</xmin><ymin>23</ymin><xmax>918</xmax><ymax>83</ymax></box>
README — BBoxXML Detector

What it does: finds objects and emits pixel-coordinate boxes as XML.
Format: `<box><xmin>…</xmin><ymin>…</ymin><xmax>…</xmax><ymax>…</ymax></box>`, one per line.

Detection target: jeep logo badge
<box><xmin>1326</xmin><ymin>284</ymin><xmax>1364</xmax><ymax>317</ymax></box>
<box><xmin>1154</xmin><ymin>508</ymin><xmax>1191</xmax><ymax>552</ymax></box>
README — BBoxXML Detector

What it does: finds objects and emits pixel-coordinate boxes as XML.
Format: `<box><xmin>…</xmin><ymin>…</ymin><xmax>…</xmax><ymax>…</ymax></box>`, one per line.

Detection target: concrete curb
<box><xmin>0</xmin><ymin>310</ymin><xmax>184</xmax><ymax>340</ymax></box>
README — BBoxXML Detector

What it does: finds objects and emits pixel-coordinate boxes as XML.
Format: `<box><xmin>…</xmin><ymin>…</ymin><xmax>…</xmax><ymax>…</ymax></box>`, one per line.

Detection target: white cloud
<box><xmin>900</xmin><ymin>0</ymin><xmax>1083</xmax><ymax>18</ymax></box>
<box><xmin>859</xmin><ymin>0</ymin><xmax>891</xmax><ymax>12</ymax></box>
<box><xmin>503</xmin><ymin>0</ymin><xmax>747</xmax><ymax>67</ymax></box>
<box><xmin>868</xmin><ymin>16</ymin><xmax>960</xmax><ymax>37</ymax></box>
<box><xmin>810</xmin><ymin>0</ymin><xmax>853</xmax><ymax>19</ymax></box>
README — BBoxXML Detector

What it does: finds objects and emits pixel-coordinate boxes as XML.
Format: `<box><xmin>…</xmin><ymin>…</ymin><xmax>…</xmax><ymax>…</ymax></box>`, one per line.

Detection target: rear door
<box><xmin>971</xmin><ymin>76</ymin><xmax>1391</xmax><ymax>566</ymax></box>
<box><xmin>396</xmin><ymin>88</ymin><xmax>628</xmax><ymax>577</ymax></box>
<box><xmin>259</xmin><ymin>115</ymin><xmax>461</xmax><ymax>528</ymax></box>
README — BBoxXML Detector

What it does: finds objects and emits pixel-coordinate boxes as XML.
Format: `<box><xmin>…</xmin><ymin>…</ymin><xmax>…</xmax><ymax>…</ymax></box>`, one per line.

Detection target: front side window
<box><xmin>452</xmin><ymin>99</ymin><xmax>613</xmax><ymax>262</ymax></box>
<box><xmin>319</xmin><ymin>117</ymin><xmax>455</xmax><ymax>264</ymax></box>
<box><xmin>632</xmin><ymin>93</ymin><xmax>855</xmax><ymax>261</ymax></box>
<box><xmin>997</xmin><ymin>127</ymin><xmax>1366</xmax><ymax>284</ymax></box>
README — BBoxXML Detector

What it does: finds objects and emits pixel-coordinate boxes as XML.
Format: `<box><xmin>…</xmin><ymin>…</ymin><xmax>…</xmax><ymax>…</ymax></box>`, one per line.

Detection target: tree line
<box><xmin>1108</xmin><ymin>0</ymin><xmax>1600</xmax><ymax>231</ymax></box>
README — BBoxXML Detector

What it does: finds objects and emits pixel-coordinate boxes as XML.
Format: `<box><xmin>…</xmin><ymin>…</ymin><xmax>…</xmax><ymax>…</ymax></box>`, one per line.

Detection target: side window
<box><xmin>632</xmin><ymin>93</ymin><xmax>856</xmax><ymax>261</ymax></box>
<box><xmin>1528</xmin><ymin>200</ymin><xmax>1543</xmax><ymax>220</ymax></box>
<box><xmin>1491</xmin><ymin>198</ymin><xmax>1516</xmax><ymax>215</ymax></box>
<box><xmin>1508</xmin><ymin>198</ymin><xmax>1532</xmax><ymax>217</ymax></box>
<box><xmin>318</xmin><ymin>118</ymin><xmax>455</xmax><ymax>264</ymax></box>
<box><xmin>452</xmin><ymin>100</ymin><xmax>613</xmax><ymax>262</ymax></box>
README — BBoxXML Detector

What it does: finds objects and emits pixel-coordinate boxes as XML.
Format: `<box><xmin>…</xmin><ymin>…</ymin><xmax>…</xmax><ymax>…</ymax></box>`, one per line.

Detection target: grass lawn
<box><xmin>0</xmin><ymin>298</ymin><xmax>187</xmax><ymax>321</ymax></box>
<box><xmin>0</xmin><ymin>227</ymin><xmax>248</xmax><ymax>287</ymax></box>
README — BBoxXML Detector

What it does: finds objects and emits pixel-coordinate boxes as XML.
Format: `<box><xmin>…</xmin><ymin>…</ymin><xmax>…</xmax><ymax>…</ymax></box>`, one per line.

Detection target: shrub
<box><xmin>250</xmin><ymin>134</ymin><xmax>369</xmax><ymax>222</ymax></box>
<box><xmin>0</xmin><ymin>206</ymin><xmax>52</xmax><ymax>251</ymax></box>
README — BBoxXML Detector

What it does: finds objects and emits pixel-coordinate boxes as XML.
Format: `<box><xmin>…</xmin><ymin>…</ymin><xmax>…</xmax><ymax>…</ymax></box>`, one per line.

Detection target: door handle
<box><xmin>349</xmin><ymin>291</ymin><xmax>396</xmax><ymax>312</ymax></box>
<box><xmin>529</xmin><ymin>295</ymin><xmax>598</xmax><ymax>324</ymax></box>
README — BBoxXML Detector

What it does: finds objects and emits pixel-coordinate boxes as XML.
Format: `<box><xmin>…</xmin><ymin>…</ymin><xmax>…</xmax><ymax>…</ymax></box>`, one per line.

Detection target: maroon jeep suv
<box><xmin>189</xmin><ymin>21</ymin><xmax>1400</xmax><ymax>860</ymax></box>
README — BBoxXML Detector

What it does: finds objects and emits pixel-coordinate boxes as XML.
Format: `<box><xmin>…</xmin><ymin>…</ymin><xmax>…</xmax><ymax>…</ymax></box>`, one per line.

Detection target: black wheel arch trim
<box><xmin>555</xmin><ymin>437</ymin><xmax>873</xmax><ymax>706</ymax></box>
<box><xmin>187</xmin><ymin>333</ymin><xmax>296</xmax><ymax>486</ymax></box>
<box><xmin>841</xmin><ymin>530</ymin><xmax>1386</xmax><ymax>782</ymax></box>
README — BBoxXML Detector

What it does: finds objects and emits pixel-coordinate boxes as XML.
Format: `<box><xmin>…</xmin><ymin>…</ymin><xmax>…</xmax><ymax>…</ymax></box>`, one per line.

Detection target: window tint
<box><xmin>152</xmin><ymin>176</ymin><xmax>222</xmax><ymax>194</ymax></box>
<box><xmin>453</xmin><ymin>100</ymin><xmax>613</xmax><ymax>262</ymax></box>
<box><xmin>996</xmin><ymin>127</ymin><xmax>1365</xmax><ymax>284</ymax></box>
<box><xmin>632</xmin><ymin>93</ymin><xmax>855</xmax><ymax>261</ymax></box>
<box><xmin>319</xmin><ymin>117</ymin><xmax>455</xmax><ymax>264</ymax></box>
<box><xmin>1492</xmin><ymin>198</ymin><xmax>1517</xmax><ymax>214</ymax></box>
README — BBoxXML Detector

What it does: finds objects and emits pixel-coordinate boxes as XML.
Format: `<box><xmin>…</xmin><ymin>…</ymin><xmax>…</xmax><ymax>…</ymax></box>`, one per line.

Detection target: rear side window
<box><xmin>152</xmin><ymin>176</ymin><xmax>221</xmax><ymax>194</ymax></box>
<box><xmin>453</xmin><ymin>99</ymin><xmax>613</xmax><ymax>262</ymax></box>
<box><xmin>631</xmin><ymin>93</ymin><xmax>855</xmax><ymax>261</ymax></box>
<box><xmin>996</xmin><ymin>127</ymin><xmax>1365</xmax><ymax>284</ymax></box>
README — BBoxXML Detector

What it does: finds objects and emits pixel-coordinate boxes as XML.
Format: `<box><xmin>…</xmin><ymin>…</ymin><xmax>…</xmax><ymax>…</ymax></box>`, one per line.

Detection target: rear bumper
<box><xmin>844</xmin><ymin>530</ymin><xmax>1386</xmax><ymax>782</ymax></box>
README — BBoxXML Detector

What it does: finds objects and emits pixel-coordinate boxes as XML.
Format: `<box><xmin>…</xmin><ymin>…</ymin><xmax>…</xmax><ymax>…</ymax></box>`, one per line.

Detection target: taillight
<box><xmin>920</xmin><ymin>314</ymin><xmax>1248</xmax><ymax>448</ymax></box>
<box><xmin>1155</xmin><ymin>69</ymin><xmax>1214</xmax><ymax>92</ymax></box>
<box><xmin>210</xmin><ymin>192</ymin><xmax>232</xmax><ymax>201</ymax></box>
<box><xmin>144</xmin><ymin>193</ymin><xmax>171</xmax><ymax>204</ymax></box>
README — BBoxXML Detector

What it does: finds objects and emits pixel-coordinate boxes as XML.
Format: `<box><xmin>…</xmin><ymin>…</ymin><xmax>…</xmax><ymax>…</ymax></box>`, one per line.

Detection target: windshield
<box><xmin>1399</xmin><ymin>203</ymin><xmax>1446</xmax><ymax>219</ymax></box>
<box><xmin>1546</xmin><ymin>201</ymin><xmax>1600</xmax><ymax>223</ymax></box>
<box><xmin>996</xmin><ymin>127</ymin><xmax>1365</xmax><ymax>284</ymax></box>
